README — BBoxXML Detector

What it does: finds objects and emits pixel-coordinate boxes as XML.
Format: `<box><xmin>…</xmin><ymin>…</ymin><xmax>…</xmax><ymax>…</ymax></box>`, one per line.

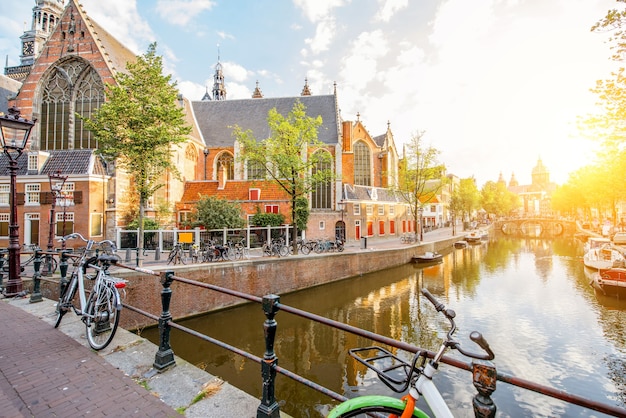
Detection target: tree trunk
<box><xmin>291</xmin><ymin>194</ymin><xmax>298</xmax><ymax>255</ymax></box>
<box><xmin>138</xmin><ymin>195</ymin><xmax>145</xmax><ymax>267</ymax></box>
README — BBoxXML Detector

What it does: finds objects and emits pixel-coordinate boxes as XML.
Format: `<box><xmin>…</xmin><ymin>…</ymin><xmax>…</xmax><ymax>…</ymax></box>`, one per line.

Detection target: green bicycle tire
<box><xmin>327</xmin><ymin>395</ymin><xmax>429</xmax><ymax>418</ymax></box>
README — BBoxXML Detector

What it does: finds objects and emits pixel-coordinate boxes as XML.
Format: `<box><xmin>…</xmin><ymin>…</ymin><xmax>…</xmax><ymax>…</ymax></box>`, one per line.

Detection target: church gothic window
<box><xmin>311</xmin><ymin>150</ymin><xmax>332</xmax><ymax>210</ymax></box>
<box><xmin>354</xmin><ymin>141</ymin><xmax>371</xmax><ymax>186</ymax></box>
<box><xmin>217</xmin><ymin>152</ymin><xmax>234</xmax><ymax>180</ymax></box>
<box><xmin>40</xmin><ymin>58</ymin><xmax>104</xmax><ymax>150</ymax></box>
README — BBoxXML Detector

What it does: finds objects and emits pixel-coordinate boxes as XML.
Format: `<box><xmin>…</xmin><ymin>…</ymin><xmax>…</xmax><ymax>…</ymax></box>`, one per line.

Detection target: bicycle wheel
<box><xmin>242</xmin><ymin>247</ymin><xmax>250</xmax><ymax>259</ymax></box>
<box><xmin>279</xmin><ymin>245</ymin><xmax>289</xmax><ymax>257</ymax></box>
<box><xmin>327</xmin><ymin>396</ymin><xmax>428</xmax><ymax>418</ymax></box>
<box><xmin>179</xmin><ymin>251</ymin><xmax>188</xmax><ymax>265</ymax></box>
<box><xmin>301</xmin><ymin>243</ymin><xmax>311</xmax><ymax>255</ymax></box>
<box><xmin>85</xmin><ymin>281</ymin><xmax>121</xmax><ymax>350</ymax></box>
<box><xmin>167</xmin><ymin>250</ymin><xmax>176</xmax><ymax>265</ymax></box>
<box><xmin>54</xmin><ymin>273</ymin><xmax>77</xmax><ymax>328</ymax></box>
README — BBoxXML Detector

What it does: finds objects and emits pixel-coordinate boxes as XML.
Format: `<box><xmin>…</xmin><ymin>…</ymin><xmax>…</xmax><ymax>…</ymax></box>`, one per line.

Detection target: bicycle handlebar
<box><xmin>421</xmin><ymin>288</ymin><xmax>494</xmax><ymax>361</ymax></box>
<box><xmin>58</xmin><ymin>233</ymin><xmax>117</xmax><ymax>252</ymax></box>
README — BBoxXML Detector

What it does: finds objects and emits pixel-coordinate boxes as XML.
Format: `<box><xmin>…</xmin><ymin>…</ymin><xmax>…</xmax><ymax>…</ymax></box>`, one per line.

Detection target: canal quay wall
<box><xmin>35</xmin><ymin>233</ymin><xmax>460</xmax><ymax>329</ymax></box>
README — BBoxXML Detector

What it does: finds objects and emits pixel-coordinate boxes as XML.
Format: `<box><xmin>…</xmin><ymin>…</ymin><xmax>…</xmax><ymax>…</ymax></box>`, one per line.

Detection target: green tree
<box><xmin>294</xmin><ymin>197</ymin><xmax>310</xmax><ymax>231</ymax></box>
<box><xmin>194</xmin><ymin>195</ymin><xmax>245</xmax><ymax>230</ymax></box>
<box><xmin>456</xmin><ymin>178</ymin><xmax>481</xmax><ymax>228</ymax></box>
<box><xmin>234</xmin><ymin>100</ymin><xmax>334</xmax><ymax>254</ymax></box>
<box><xmin>480</xmin><ymin>181</ymin><xmax>520</xmax><ymax>218</ymax></box>
<box><xmin>250</xmin><ymin>212</ymin><xmax>285</xmax><ymax>227</ymax></box>
<box><xmin>396</xmin><ymin>131</ymin><xmax>443</xmax><ymax>240</ymax></box>
<box><xmin>83</xmin><ymin>43</ymin><xmax>190</xmax><ymax>263</ymax></box>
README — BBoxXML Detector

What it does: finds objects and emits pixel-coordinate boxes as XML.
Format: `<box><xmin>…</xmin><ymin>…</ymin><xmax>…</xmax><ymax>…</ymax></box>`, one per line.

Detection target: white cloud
<box><xmin>305</xmin><ymin>18</ymin><xmax>337</xmax><ymax>54</ymax></box>
<box><xmin>155</xmin><ymin>0</ymin><xmax>216</xmax><ymax>26</ymax></box>
<box><xmin>293</xmin><ymin>0</ymin><xmax>348</xmax><ymax>23</ymax></box>
<box><xmin>374</xmin><ymin>0</ymin><xmax>409</xmax><ymax>22</ymax></box>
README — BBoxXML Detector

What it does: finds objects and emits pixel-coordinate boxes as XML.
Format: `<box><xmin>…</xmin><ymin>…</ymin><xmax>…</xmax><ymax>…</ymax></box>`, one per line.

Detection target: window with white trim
<box><xmin>0</xmin><ymin>185</ymin><xmax>9</xmax><ymax>206</ymax></box>
<box><xmin>265</xmin><ymin>205</ymin><xmax>279</xmax><ymax>214</ymax></box>
<box><xmin>389</xmin><ymin>205</ymin><xmax>395</xmax><ymax>216</ymax></box>
<box><xmin>378</xmin><ymin>205</ymin><xmax>385</xmax><ymax>216</ymax></box>
<box><xmin>319</xmin><ymin>221</ymin><xmax>325</xmax><ymax>230</ymax></box>
<box><xmin>28</xmin><ymin>154</ymin><xmax>38</xmax><ymax>171</ymax></box>
<box><xmin>354</xmin><ymin>204</ymin><xmax>361</xmax><ymax>216</ymax></box>
<box><xmin>366</xmin><ymin>204</ymin><xmax>373</xmax><ymax>215</ymax></box>
<box><xmin>0</xmin><ymin>213</ymin><xmax>8</xmax><ymax>237</ymax></box>
<box><xmin>90</xmin><ymin>213</ymin><xmax>103</xmax><ymax>236</ymax></box>
<box><xmin>58</xmin><ymin>182</ymin><xmax>75</xmax><ymax>206</ymax></box>
<box><xmin>25</xmin><ymin>184</ymin><xmax>41</xmax><ymax>205</ymax></box>
<box><xmin>56</xmin><ymin>212</ymin><xmax>74</xmax><ymax>236</ymax></box>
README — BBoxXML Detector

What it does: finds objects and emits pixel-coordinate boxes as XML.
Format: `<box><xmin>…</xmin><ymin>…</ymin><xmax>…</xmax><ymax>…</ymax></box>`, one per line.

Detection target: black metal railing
<box><xmin>111</xmin><ymin>262</ymin><xmax>626</xmax><ymax>418</ymax></box>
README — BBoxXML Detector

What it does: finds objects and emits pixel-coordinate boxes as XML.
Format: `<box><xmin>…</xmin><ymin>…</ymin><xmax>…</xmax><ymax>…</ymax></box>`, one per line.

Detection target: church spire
<box><xmin>5</xmin><ymin>0</ymin><xmax>64</xmax><ymax>81</ymax></box>
<box><xmin>201</xmin><ymin>85</ymin><xmax>211</xmax><ymax>101</ymax></box>
<box><xmin>252</xmin><ymin>80</ymin><xmax>263</xmax><ymax>98</ymax></box>
<box><xmin>301</xmin><ymin>77</ymin><xmax>312</xmax><ymax>96</ymax></box>
<box><xmin>211</xmin><ymin>46</ymin><xmax>226</xmax><ymax>100</ymax></box>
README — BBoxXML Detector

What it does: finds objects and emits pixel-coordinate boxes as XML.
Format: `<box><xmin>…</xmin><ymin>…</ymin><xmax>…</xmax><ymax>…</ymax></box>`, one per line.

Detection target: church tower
<box><xmin>5</xmin><ymin>0</ymin><xmax>65</xmax><ymax>81</ymax></box>
<box><xmin>531</xmin><ymin>157</ymin><xmax>550</xmax><ymax>189</ymax></box>
<box><xmin>211</xmin><ymin>51</ymin><xmax>226</xmax><ymax>100</ymax></box>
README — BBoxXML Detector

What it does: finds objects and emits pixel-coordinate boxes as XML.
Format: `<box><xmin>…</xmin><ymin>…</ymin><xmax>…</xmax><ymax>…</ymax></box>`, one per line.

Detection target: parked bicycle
<box><xmin>262</xmin><ymin>238</ymin><xmax>289</xmax><ymax>257</ymax></box>
<box><xmin>328</xmin><ymin>288</ymin><xmax>495</xmax><ymax>417</ymax></box>
<box><xmin>167</xmin><ymin>243</ymin><xmax>187</xmax><ymax>265</ymax></box>
<box><xmin>201</xmin><ymin>240</ymin><xmax>232</xmax><ymax>262</ymax></box>
<box><xmin>228</xmin><ymin>238</ymin><xmax>249</xmax><ymax>260</ymax></box>
<box><xmin>54</xmin><ymin>233</ymin><xmax>126</xmax><ymax>351</ymax></box>
<box><xmin>20</xmin><ymin>244</ymin><xmax>58</xmax><ymax>274</ymax></box>
<box><xmin>401</xmin><ymin>234</ymin><xmax>417</xmax><ymax>244</ymax></box>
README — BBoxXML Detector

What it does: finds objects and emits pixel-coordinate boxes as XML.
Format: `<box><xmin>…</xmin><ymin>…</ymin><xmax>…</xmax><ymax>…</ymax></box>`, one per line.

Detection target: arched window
<box><xmin>40</xmin><ymin>58</ymin><xmax>104</xmax><ymax>150</ymax></box>
<box><xmin>354</xmin><ymin>141</ymin><xmax>371</xmax><ymax>186</ymax></box>
<box><xmin>217</xmin><ymin>152</ymin><xmax>234</xmax><ymax>180</ymax></box>
<box><xmin>247</xmin><ymin>159</ymin><xmax>266</xmax><ymax>180</ymax></box>
<box><xmin>311</xmin><ymin>150</ymin><xmax>332</xmax><ymax>209</ymax></box>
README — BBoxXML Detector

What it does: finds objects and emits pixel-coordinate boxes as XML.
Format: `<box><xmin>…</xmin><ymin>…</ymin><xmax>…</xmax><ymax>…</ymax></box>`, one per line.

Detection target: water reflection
<box><xmin>142</xmin><ymin>236</ymin><xmax>626</xmax><ymax>417</ymax></box>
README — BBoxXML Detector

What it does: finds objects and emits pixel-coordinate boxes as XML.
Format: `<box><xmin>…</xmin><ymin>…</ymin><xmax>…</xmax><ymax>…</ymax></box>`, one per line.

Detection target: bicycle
<box><xmin>167</xmin><ymin>243</ymin><xmax>187</xmax><ymax>265</ymax></box>
<box><xmin>53</xmin><ymin>233</ymin><xmax>126</xmax><ymax>351</ymax></box>
<box><xmin>20</xmin><ymin>244</ymin><xmax>58</xmax><ymax>274</ymax></box>
<box><xmin>328</xmin><ymin>288</ymin><xmax>495</xmax><ymax>418</ymax></box>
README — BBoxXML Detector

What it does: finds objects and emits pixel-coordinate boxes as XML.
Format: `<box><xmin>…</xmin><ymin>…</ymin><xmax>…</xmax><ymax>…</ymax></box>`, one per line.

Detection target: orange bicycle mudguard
<box><xmin>388</xmin><ymin>395</ymin><xmax>416</xmax><ymax>418</ymax></box>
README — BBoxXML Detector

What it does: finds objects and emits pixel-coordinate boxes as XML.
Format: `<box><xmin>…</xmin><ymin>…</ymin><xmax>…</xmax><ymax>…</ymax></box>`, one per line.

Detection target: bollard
<box><xmin>153</xmin><ymin>270</ymin><xmax>176</xmax><ymax>370</ymax></box>
<box><xmin>125</xmin><ymin>248</ymin><xmax>131</xmax><ymax>262</ymax></box>
<box><xmin>472</xmin><ymin>361</ymin><xmax>497</xmax><ymax>418</ymax></box>
<box><xmin>57</xmin><ymin>251</ymin><xmax>70</xmax><ymax>312</ymax></box>
<box><xmin>257</xmin><ymin>294</ymin><xmax>281</xmax><ymax>418</ymax></box>
<box><xmin>136</xmin><ymin>247</ymin><xmax>140</xmax><ymax>266</ymax></box>
<box><xmin>154</xmin><ymin>247</ymin><xmax>160</xmax><ymax>261</ymax></box>
<box><xmin>29</xmin><ymin>250</ymin><xmax>43</xmax><ymax>303</ymax></box>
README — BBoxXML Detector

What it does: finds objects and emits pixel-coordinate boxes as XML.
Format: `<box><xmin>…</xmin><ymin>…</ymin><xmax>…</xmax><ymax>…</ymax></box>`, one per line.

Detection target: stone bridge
<box><xmin>494</xmin><ymin>218</ymin><xmax>577</xmax><ymax>237</ymax></box>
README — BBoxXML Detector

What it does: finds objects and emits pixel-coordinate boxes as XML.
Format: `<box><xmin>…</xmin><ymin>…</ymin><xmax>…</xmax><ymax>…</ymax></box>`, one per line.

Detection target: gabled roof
<box><xmin>180</xmin><ymin>180</ymin><xmax>290</xmax><ymax>203</ymax></box>
<box><xmin>69</xmin><ymin>0</ymin><xmax>137</xmax><ymax>75</ymax></box>
<box><xmin>343</xmin><ymin>184</ymin><xmax>401</xmax><ymax>203</ymax></box>
<box><xmin>0</xmin><ymin>149</ymin><xmax>105</xmax><ymax>176</ymax></box>
<box><xmin>191</xmin><ymin>94</ymin><xmax>340</xmax><ymax>148</ymax></box>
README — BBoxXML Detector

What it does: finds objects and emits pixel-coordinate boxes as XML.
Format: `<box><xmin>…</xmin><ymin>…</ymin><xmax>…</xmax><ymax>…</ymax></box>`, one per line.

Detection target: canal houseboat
<box><xmin>583</xmin><ymin>237</ymin><xmax>624</xmax><ymax>270</ymax></box>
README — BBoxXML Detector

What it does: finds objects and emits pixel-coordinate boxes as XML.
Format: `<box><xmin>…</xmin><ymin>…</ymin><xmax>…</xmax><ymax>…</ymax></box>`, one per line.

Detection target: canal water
<box><xmin>143</xmin><ymin>235</ymin><xmax>626</xmax><ymax>417</ymax></box>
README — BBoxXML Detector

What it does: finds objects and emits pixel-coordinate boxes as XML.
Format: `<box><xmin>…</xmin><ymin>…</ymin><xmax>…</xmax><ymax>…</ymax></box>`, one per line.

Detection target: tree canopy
<box><xmin>193</xmin><ymin>195</ymin><xmax>245</xmax><ymax>230</ymax></box>
<box><xmin>234</xmin><ymin>100</ymin><xmax>334</xmax><ymax>252</ymax></box>
<box><xmin>83</xmin><ymin>43</ymin><xmax>190</xmax><ymax>260</ymax></box>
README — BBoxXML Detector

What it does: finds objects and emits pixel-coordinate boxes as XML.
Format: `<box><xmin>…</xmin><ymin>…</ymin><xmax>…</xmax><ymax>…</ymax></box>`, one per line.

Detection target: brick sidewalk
<box><xmin>0</xmin><ymin>299</ymin><xmax>180</xmax><ymax>417</ymax></box>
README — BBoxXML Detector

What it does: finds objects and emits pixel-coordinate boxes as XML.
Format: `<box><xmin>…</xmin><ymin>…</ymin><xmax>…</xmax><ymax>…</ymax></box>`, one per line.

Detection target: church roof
<box><xmin>191</xmin><ymin>94</ymin><xmax>340</xmax><ymax>148</ymax></box>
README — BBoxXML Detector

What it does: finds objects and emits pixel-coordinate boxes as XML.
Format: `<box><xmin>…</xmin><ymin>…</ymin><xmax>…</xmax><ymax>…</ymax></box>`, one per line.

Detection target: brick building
<box><xmin>2</xmin><ymin>0</ymin><xmax>411</xmax><ymax>246</ymax></box>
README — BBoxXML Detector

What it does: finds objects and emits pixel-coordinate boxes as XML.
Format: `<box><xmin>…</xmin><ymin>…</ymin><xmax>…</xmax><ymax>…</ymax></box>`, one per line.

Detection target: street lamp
<box><xmin>337</xmin><ymin>200</ymin><xmax>346</xmax><ymax>241</ymax></box>
<box><xmin>418</xmin><ymin>206</ymin><xmax>424</xmax><ymax>243</ymax></box>
<box><xmin>203</xmin><ymin>148</ymin><xmax>209</xmax><ymax>180</ymax></box>
<box><xmin>45</xmin><ymin>170</ymin><xmax>67</xmax><ymax>275</ymax></box>
<box><xmin>0</xmin><ymin>107</ymin><xmax>36</xmax><ymax>297</ymax></box>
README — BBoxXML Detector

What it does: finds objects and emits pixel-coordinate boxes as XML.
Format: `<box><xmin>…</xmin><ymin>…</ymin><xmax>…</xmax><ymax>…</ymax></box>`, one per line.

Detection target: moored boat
<box><xmin>591</xmin><ymin>266</ymin><xmax>626</xmax><ymax>298</ymax></box>
<box><xmin>412</xmin><ymin>251</ymin><xmax>443</xmax><ymax>264</ymax></box>
<box><xmin>454</xmin><ymin>240</ymin><xmax>468</xmax><ymax>248</ymax></box>
<box><xmin>583</xmin><ymin>237</ymin><xmax>624</xmax><ymax>270</ymax></box>
<box><xmin>465</xmin><ymin>230</ymin><xmax>482</xmax><ymax>243</ymax></box>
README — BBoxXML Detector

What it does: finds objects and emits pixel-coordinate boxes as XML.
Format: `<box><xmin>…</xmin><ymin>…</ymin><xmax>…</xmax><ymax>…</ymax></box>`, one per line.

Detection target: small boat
<box><xmin>591</xmin><ymin>265</ymin><xmax>626</xmax><ymax>298</ymax></box>
<box><xmin>465</xmin><ymin>230</ymin><xmax>482</xmax><ymax>243</ymax></box>
<box><xmin>454</xmin><ymin>240</ymin><xmax>468</xmax><ymax>249</ymax></box>
<box><xmin>583</xmin><ymin>237</ymin><xmax>624</xmax><ymax>270</ymax></box>
<box><xmin>412</xmin><ymin>251</ymin><xmax>443</xmax><ymax>264</ymax></box>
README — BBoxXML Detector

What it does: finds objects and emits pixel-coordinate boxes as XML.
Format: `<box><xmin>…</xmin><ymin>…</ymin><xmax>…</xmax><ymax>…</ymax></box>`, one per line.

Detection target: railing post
<box><xmin>472</xmin><ymin>361</ymin><xmax>497</xmax><ymax>418</ymax></box>
<box><xmin>57</xmin><ymin>251</ymin><xmax>70</xmax><ymax>307</ymax></box>
<box><xmin>29</xmin><ymin>249</ymin><xmax>43</xmax><ymax>303</ymax></box>
<box><xmin>257</xmin><ymin>294</ymin><xmax>280</xmax><ymax>418</ymax></box>
<box><xmin>154</xmin><ymin>270</ymin><xmax>176</xmax><ymax>371</ymax></box>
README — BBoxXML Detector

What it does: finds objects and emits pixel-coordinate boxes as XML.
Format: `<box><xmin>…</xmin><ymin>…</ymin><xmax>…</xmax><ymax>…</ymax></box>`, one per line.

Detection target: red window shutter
<box><xmin>249</xmin><ymin>189</ymin><xmax>260</xmax><ymax>200</ymax></box>
<box><xmin>273</xmin><ymin>206</ymin><xmax>279</xmax><ymax>214</ymax></box>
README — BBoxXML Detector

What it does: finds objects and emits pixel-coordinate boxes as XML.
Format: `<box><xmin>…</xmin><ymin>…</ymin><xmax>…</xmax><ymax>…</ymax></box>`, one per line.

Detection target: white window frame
<box><xmin>0</xmin><ymin>185</ymin><xmax>9</xmax><ymax>206</ymax></box>
<box><xmin>25</xmin><ymin>184</ymin><xmax>41</xmax><ymax>205</ymax></box>
<box><xmin>353</xmin><ymin>204</ymin><xmax>361</xmax><ymax>216</ymax></box>
<box><xmin>378</xmin><ymin>205</ymin><xmax>385</xmax><ymax>216</ymax></box>
<box><xmin>319</xmin><ymin>221</ymin><xmax>325</xmax><ymax>230</ymax></box>
<box><xmin>389</xmin><ymin>205</ymin><xmax>395</xmax><ymax>216</ymax></box>
<box><xmin>366</xmin><ymin>204</ymin><xmax>373</xmax><ymax>215</ymax></box>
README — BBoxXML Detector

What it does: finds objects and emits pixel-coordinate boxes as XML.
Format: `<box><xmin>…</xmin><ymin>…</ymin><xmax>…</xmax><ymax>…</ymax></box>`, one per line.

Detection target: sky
<box><xmin>0</xmin><ymin>0</ymin><xmax>619</xmax><ymax>187</ymax></box>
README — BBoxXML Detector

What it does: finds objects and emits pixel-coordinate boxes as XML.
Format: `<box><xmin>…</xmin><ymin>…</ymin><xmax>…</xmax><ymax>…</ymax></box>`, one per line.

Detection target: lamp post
<box><xmin>418</xmin><ymin>206</ymin><xmax>424</xmax><ymax>243</ymax></box>
<box><xmin>203</xmin><ymin>148</ymin><xmax>209</xmax><ymax>180</ymax></box>
<box><xmin>337</xmin><ymin>200</ymin><xmax>345</xmax><ymax>241</ymax></box>
<box><xmin>0</xmin><ymin>107</ymin><xmax>36</xmax><ymax>297</ymax></box>
<box><xmin>45</xmin><ymin>170</ymin><xmax>67</xmax><ymax>275</ymax></box>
